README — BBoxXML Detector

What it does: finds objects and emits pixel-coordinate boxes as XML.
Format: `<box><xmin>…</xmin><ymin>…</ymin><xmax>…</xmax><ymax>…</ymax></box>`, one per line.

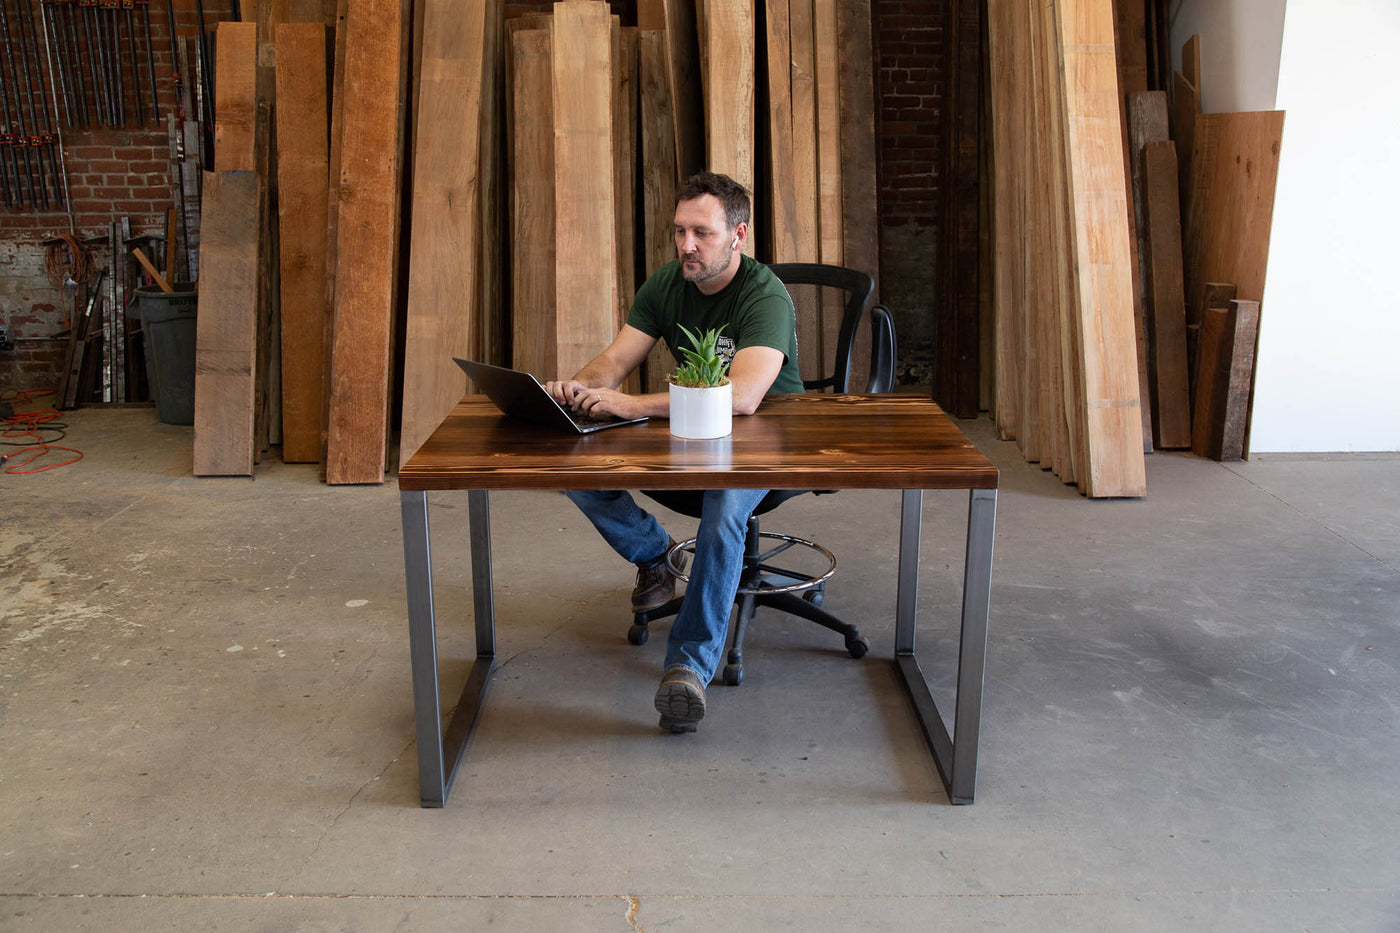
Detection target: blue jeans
<box><xmin>563</xmin><ymin>488</ymin><xmax>769</xmax><ymax>683</ymax></box>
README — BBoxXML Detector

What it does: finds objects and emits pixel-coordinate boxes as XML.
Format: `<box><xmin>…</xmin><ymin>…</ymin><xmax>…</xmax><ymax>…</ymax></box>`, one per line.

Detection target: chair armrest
<box><xmin>865</xmin><ymin>304</ymin><xmax>897</xmax><ymax>394</ymax></box>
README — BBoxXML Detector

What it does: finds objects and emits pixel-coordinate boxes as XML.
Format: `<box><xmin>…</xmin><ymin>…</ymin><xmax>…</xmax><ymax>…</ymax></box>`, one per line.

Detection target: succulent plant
<box><xmin>670</xmin><ymin>324</ymin><xmax>731</xmax><ymax>388</ymax></box>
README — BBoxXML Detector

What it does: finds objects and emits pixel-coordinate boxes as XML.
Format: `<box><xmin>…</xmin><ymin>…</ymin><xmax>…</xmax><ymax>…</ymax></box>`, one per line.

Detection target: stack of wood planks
<box><xmin>1112</xmin><ymin>3</ymin><xmax>1285</xmax><ymax>464</ymax></box>
<box><xmin>987</xmin><ymin>0</ymin><xmax>1146</xmax><ymax>498</ymax></box>
<box><xmin>192</xmin><ymin>1</ymin><xmax>349</xmax><ymax>477</ymax></box>
<box><xmin>188</xmin><ymin>0</ymin><xmax>883</xmax><ymax>479</ymax></box>
<box><xmin>985</xmin><ymin>0</ymin><xmax>1285</xmax><ymax>497</ymax></box>
<box><xmin>763</xmin><ymin>0</ymin><xmax>878</xmax><ymax>392</ymax></box>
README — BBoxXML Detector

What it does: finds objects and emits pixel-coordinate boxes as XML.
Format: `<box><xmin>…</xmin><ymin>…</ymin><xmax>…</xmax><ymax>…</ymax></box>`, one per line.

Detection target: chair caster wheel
<box><xmin>846</xmin><ymin>635</ymin><xmax>869</xmax><ymax>659</ymax></box>
<box><xmin>628</xmin><ymin>624</ymin><xmax>649</xmax><ymax>646</ymax></box>
<box><xmin>804</xmin><ymin>588</ymin><xmax>824</xmax><ymax>607</ymax></box>
<box><xmin>722</xmin><ymin>664</ymin><xmax>744</xmax><ymax>686</ymax></box>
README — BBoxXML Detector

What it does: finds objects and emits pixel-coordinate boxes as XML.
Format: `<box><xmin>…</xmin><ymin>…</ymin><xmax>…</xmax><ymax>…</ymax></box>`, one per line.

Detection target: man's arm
<box><xmin>545</xmin><ymin>325</ymin><xmax>669</xmax><ymax>419</ymax></box>
<box><xmin>547</xmin><ymin>326</ymin><xmax>787</xmax><ymax>421</ymax></box>
<box><xmin>727</xmin><ymin>345</ymin><xmax>786</xmax><ymax>415</ymax></box>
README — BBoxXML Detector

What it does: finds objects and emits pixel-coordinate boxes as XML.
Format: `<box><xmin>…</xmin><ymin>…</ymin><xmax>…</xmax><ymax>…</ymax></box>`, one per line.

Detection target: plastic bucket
<box><xmin>133</xmin><ymin>284</ymin><xmax>198</xmax><ymax>425</ymax></box>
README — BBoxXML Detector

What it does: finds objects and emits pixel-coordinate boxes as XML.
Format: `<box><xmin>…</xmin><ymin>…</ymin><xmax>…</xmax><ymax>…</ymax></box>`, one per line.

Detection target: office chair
<box><xmin>628</xmin><ymin>262</ymin><xmax>898</xmax><ymax>685</ymax></box>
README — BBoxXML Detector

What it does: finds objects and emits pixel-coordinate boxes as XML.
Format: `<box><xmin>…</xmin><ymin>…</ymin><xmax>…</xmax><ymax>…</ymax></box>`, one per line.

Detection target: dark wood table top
<box><xmin>398</xmin><ymin>394</ymin><xmax>999</xmax><ymax>492</ymax></box>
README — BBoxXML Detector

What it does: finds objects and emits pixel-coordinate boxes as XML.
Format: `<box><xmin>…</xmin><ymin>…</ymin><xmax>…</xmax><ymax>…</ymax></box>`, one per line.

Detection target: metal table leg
<box><xmin>894</xmin><ymin>488</ymin><xmax>997</xmax><ymax>804</ymax></box>
<box><xmin>399</xmin><ymin>489</ymin><xmax>497</xmax><ymax>808</ymax></box>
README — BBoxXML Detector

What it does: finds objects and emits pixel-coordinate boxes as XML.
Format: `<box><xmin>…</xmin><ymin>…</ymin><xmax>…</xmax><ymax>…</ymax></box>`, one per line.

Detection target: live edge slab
<box><xmin>397</xmin><ymin>394</ymin><xmax>999</xmax><ymax>805</ymax></box>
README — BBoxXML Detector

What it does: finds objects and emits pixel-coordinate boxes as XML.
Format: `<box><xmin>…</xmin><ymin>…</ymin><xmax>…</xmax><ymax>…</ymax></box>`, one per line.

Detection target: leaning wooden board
<box><xmin>1183</xmin><ymin>111</ymin><xmax>1286</xmax><ymax>314</ymax></box>
<box><xmin>785</xmin><ymin>0</ymin><xmax>822</xmax><ymax>379</ymax></box>
<box><xmin>398</xmin><ymin>0</ymin><xmax>491</xmax><ymax>469</ymax></box>
<box><xmin>552</xmin><ymin>1</ymin><xmax>618</xmax><ymax>381</ymax></box>
<box><xmin>325</xmin><ymin>0</ymin><xmax>407</xmax><ymax>484</ymax></box>
<box><xmin>1055</xmin><ymin>0</ymin><xmax>1146</xmax><ymax>497</ymax></box>
<box><xmin>213</xmin><ymin>23</ymin><xmax>257</xmax><ymax>172</ymax></box>
<box><xmin>510</xmin><ymin>24</ymin><xmax>557</xmax><ymax>382</ymax></box>
<box><xmin>193</xmin><ymin>171</ymin><xmax>260</xmax><ymax>476</ymax></box>
<box><xmin>274</xmin><ymin>23</ymin><xmax>329</xmax><ymax>463</ymax></box>
<box><xmin>318</xmin><ymin>0</ymin><xmax>349</xmax><ymax>477</ymax></box>
<box><xmin>836</xmin><ymin>0</ymin><xmax>880</xmax><ymax>393</ymax></box>
<box><xmin>638</xmin><ymin>28</ymin><xmax>678</xmax><ymax>394</ymax></box>
<box><xmin>1141</xmin><ymin>138</ymin><xmax>1190</xmax><ymax>449</ymax></box>
<box><xmin>662</xmin><ymin>0</ymin><xmax>705</xmax><ymax>182</ymax></box>
<box><xmin>703</xmin><ymin>0</ymin><xmax>755</xmax><ymax>251</ymax></box>
<box><xmin>1182</xmin><ymin>110</ymin><xmax>1284</xmax><ymax>458</ymax></box>
<box><xmin>1192</xmin><ymin>299</ymin><xmax>1259</xmax><ymax>461</ymax></box>
<box><xmin>1126</xmin><ymin>91</ymin><xmax>1170</xmax><ymax>451</ymax></box>
<box><xmin>765</xmin><ymin>0</ymin><xmax>798</xmax><ymax>263</ymax></box>
<box><xmin>986</xmin><ymin>0</ymin><xmax>1023</xmax><ymax>442</ymax></box>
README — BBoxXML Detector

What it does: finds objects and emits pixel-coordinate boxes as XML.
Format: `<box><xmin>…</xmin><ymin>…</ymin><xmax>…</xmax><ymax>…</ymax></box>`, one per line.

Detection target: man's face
<box><xmin>673</xmin><ymin>194</ymin><xmax>737</xmax><ymax>287</ymax></box>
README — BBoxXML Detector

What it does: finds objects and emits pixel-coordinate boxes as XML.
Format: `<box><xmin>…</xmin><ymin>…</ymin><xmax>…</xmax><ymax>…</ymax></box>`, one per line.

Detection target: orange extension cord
<box><xmin>1</xmin><ymin>389</ymin><xmax>84</xmax><ymax>474</ymax></box>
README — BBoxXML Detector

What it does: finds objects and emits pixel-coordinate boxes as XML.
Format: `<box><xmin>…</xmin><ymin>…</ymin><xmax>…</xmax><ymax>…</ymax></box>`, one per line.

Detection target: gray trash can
<box><xmin>133</xmin><ymin>284</ymin><xmax>198</xmax><ymax>425</ymax></box>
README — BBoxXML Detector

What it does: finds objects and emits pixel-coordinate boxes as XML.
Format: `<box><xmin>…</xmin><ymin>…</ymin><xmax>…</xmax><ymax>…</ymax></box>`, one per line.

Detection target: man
<box><xmin>545</xmin><ymin>172</ymin><xmax>802</xmax><ymax>734</ymax></box>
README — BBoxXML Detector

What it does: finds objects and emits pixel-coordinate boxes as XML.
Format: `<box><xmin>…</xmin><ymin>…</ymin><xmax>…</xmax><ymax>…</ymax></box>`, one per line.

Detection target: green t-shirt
<box><xmin>627</xmin><ymin>255</ymin><xmax>805</xmax><ymax>395</ymax></box>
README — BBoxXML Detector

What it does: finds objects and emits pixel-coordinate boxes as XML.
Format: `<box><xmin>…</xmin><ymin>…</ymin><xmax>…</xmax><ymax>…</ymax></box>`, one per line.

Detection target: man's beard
<box><xmin>680</xmin><ymin>250</ymin><xmax>733</xmax><ymax>285</ymax></box>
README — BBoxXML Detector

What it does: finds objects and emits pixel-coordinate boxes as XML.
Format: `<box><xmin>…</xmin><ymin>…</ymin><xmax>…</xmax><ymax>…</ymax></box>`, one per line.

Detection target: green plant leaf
<box><xmin>670</xmin><ymin>324</ymin><xmax>731</xmax><ymax>388</ymax></box>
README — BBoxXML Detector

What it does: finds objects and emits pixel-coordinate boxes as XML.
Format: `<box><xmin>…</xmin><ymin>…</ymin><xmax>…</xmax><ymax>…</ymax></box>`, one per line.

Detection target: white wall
<box><xmin>1171</xmin><ymin>0</ymin><xmax>1285</xmax><ymax>113</ymax></box>
<box><xmin>1172</xmin><ymin>0</ymin><xmax>1400</xmax><ymax>452</ymax></box>
<box><xmin>1251</xmin><ymin>1</ymin><xmax>1400</xmax><ymax>451</ymax></box>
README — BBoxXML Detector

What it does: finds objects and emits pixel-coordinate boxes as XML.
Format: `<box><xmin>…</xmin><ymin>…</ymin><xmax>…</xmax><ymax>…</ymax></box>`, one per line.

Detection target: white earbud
<box><xmin>731</xmin><ymin>236</ymin><xmax>740</xmax><ymax>249</ymax></box>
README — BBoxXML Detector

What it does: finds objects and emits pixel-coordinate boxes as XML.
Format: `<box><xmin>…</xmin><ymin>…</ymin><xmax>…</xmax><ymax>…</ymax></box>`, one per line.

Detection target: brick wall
<box><xmin>874</xmin><ymin>0</ymin><xmax>947</xmax><ymax>382</ymax></box>
<box><xmin>1</xmin><ymin>1</ymin><xmax>230</xmax><ymax>393</ymax></box>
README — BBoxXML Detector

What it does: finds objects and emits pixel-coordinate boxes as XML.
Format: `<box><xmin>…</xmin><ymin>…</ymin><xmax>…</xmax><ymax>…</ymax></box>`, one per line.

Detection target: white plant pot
<box><xmin>669</xmin><ymin>381</ymin><xmax>732</xmax><ymax>439</ymax></box>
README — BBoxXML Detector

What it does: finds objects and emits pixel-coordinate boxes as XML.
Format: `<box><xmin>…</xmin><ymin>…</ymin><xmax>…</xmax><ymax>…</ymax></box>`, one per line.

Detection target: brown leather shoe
<box><xmin>655</xmin><ymin>666</ymin><xmax>707</xmax><ymax>733</ymax></box>
<box><xmin>632</xmin><ymin>539</ymin><xmax>686</xmax><ymax>612</ymax></box>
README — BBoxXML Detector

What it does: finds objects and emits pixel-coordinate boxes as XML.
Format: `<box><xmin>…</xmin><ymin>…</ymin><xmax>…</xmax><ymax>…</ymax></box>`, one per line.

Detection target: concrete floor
<box><xmin>2</xmin><ymin>408</ymin><xmax>1398</xmax><ymax>932</ymax></box>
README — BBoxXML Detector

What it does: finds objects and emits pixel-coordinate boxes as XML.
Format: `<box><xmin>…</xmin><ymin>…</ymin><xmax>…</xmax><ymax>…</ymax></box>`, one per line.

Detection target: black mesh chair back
<box><xmin>767</xmin><ymin>262</ymin><xmax>895</xmax><ymax>394</ymax></box>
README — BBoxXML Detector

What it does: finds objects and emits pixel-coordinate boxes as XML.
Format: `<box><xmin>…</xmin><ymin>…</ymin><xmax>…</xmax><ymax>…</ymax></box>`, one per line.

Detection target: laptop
<box><xmin>453</xmin><ymin>358</ymin><xmax>650</xmax><ymax>434</ymax></box>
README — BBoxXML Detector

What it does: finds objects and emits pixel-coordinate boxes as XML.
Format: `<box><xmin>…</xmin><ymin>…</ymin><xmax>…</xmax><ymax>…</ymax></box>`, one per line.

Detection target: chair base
<box><xmin>627</xmin><ymin>517</ymin><xmax>870</xmax><ymax>685</ymax></box>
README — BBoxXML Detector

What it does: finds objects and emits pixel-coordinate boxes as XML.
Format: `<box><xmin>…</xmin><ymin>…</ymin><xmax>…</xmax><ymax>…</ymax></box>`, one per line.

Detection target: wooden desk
<box><xmin>398</xmin><ymin>394</ymin><xmax>999</xmax><ymax>805</ymax></box>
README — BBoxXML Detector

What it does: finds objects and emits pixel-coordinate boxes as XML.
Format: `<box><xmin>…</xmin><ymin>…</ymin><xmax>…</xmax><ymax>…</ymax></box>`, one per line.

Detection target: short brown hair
<box><xmin>675</xmin><ymin>171</ymin><xmax>751</xmax><ymax>230</ymax></box>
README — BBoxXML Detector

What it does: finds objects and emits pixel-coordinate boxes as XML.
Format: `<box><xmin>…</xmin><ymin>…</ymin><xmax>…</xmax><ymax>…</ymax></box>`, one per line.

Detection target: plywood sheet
<box><xmin>398</xmin><ymin>1</ymin><xmax>491</xmax><ymax>469</ymax></box>
<box><xmin>274</xmin><ymin>23</ymin><xmax>330</xmax><ymax>463</ymax></box>
<box><xmin>325</xmin><ymin>0</ymin><xmax>407</xmax><ymax>484</ymax></box>
<box><xmin>193</xmin><ymin>171</ymin><xmax>260</xmax><ymax>476</ymax></box>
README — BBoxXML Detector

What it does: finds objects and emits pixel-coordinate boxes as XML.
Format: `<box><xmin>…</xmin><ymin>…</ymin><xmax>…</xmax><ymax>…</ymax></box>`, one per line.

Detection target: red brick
<box><xmin>69</xmin><ymin>146</ymin><xmax>115</xmax><ymax>160</ymax></box>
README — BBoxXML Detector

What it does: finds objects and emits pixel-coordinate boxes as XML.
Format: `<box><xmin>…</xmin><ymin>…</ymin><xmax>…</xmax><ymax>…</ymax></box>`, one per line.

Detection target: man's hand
<box><xmin>545</xmin><ymin>381</ymin><xmax>651</xmax><ymax>421</ymax></box>
<box><xmin>544</xmin><ymin>378</ymin><xmax>591</xmax><ymax>410</ymax></box>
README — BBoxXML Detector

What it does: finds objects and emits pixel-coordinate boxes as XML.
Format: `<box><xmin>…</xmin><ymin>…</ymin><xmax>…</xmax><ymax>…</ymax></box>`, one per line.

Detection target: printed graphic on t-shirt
<box><xmin>717</xmin><ymin>336</ymin><xmax>736</xmax><ymax>365</ymax></box>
